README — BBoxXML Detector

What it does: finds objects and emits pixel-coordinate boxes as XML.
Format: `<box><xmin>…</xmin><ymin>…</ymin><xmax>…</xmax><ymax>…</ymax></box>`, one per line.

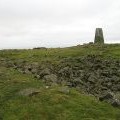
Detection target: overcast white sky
<box><xmin>0</xmin><ymin>0</ymin><xmax>120</xmax><ymax>49</ymax></box>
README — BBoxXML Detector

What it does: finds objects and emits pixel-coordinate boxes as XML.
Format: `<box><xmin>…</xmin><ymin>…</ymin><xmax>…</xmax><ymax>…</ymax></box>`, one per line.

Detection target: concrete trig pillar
<box><xmin>94</xmin><ymin>28</ymin><xmax>104</xmax><ymax>44</ymax></box>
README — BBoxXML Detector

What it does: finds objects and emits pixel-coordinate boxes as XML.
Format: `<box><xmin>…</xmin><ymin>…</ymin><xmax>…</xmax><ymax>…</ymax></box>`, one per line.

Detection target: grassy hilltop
<box><xmin>0</xmin><ymin>44</ymin><xmax>120</xmax><ymax>120</ymax></box>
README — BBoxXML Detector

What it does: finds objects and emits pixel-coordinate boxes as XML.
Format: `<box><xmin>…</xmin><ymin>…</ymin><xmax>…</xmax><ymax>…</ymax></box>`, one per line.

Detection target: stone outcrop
<box><xmin>5</xmin><ymin>55</ymin><xmax>120</xmax><ymax>107</ymax></box>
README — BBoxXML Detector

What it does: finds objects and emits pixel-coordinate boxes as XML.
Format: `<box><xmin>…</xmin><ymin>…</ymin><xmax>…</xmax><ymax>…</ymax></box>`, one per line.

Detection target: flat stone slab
<box><xmin>58</xmin><ymin>86</ymin><xmax>70</xmax><ymax>94</ymax></box>
<box><xmin>18</xmin><ymin>88</ymin><xmax>40</xmax><ymax>97</ymax></box>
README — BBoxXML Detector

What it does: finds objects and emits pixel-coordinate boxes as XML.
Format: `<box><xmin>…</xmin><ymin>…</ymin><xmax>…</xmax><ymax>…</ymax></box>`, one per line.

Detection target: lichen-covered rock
<box><xmin>43</xmin><ymin>74</ymin><xmax>57</xmax><ymax>84</ymax></box>
<box><xmin>18</xmin><ymin>88</ymin><xmax>40</xmax><ymax>97</ymax></box>
<box><xmin>111</xmin><ymin>99</ymin><xmax>120</xmax><ymax>107</ymax></box>
<box><xmin>39</xmin><ymin>68</ymin><xmax>51</xmax><ymax>78</ymax></box>
<box><xmin>99</xmin><ymin>92</ymin><xmax>114</xmax><ymax>101</ymax></box>
<box><xmin>31</xmin><ymin>62</ymin><xmax>39</xmax><ymax>74</ymax></box>
<box><xmin>88</xmin><ymin>74</ymin><xmax>97</xmax><ymax>84</ymax></box>
<box><xmin>58</xmin><ymin>66</ymin><xmax>73</xmax><ymax>78</ymax></box>
<box><xmin>70</xmin><ymin>77</ymin><xmax>84</xmax><ymax>87</ymax></box>
<box><xmin>99</xmin><ymin>92</ymin><xmax>120</xmax><ymax>108</ymax></box>
<box><xmin>58</xmin><ymin>86</ymin><xmax>70</xmax><ymax>94</ymax></box>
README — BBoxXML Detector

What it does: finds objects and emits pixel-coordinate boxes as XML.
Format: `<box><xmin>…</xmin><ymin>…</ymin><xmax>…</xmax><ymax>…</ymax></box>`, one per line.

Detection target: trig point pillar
<box><xmin>94</xmin><ymin>28</ymin><xmax>104</xmax><ymax>44</ymax></box>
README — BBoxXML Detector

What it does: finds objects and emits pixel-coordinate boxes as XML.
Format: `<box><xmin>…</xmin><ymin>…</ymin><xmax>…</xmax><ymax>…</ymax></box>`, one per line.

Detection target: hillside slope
<box><xmin>0</xmin><ymin>44</ymin><xmax>120</xmax><ymax>120</ymax></box>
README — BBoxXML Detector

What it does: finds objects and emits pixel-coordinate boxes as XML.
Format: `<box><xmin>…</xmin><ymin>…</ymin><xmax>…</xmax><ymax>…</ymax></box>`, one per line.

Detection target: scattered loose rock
<box><xmin>8</xmin><ymin>55</ymin><xmax>120</xmax><ymax>107</ymax></box>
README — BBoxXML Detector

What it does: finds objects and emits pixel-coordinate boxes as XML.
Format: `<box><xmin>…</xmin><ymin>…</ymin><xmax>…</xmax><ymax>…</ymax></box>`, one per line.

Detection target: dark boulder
<box><xmin>111</xmin><ymin>99</ymin><xmax>120</xmax><ymax>107</ymax></box>
<box><xmin>99</xmin><ymin>92</ymin><xmax>120</xmax><ymax>108</ymax></box>
<box><xmin>39</xmin><ymin>68</ymin><xmax>51</xmax><ymax>78</ymax></box>
<box><xmin>99</xmin><ymin>92</ymin><xmax>113</xmax><ymax>101</ymax></box>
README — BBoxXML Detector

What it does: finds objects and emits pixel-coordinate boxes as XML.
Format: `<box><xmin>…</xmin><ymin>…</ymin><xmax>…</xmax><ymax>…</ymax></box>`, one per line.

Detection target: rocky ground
<box><xmin>4</xmin><ymin>54</ymin><xmax>120</xmax><ymax>107</ymax></box>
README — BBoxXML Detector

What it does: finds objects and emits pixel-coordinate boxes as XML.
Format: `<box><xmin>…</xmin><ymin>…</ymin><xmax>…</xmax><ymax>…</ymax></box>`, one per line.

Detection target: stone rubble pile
<box><xmin>3</xmin><ymin>55</ymin><xmax>120</xmax><ymax>107</ymax></box>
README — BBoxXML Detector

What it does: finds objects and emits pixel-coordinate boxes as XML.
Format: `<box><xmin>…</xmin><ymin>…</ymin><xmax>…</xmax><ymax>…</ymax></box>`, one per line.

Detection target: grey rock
<box><xmin>106</xmin><ymin>82</ymin><xmax>112</xmax><ymax>88</ymax></box>
<box><xmin>18</xmin><ymin>88</ymin><xmax>40</xmax><ymax>97</ymax></box>
<box><xmin>70</xmin><ymin>77</ymin><xmax>84</xmax><ymax>87</ymax></box>
<box><xmin>111</xmin><ymin>99</ymin><xmax>120</xmax><ymax>107</ymax></box>
<box><xmin>45</xmin><ymin>86</ymin><xmax>49</xmax><ymax>89</ymax></box>
<box><xmin>22</xmin><ymin>64</ymin><xmax>32</xmax><ymax>74</ymax></box>
<box><xmin>99</xmin><ymin>92</ymin><xmax>120</xmax><ymax>107</ymax></box>
<box><xmin>35</xmin><ymin>74</ymin><xmax>41</xmax><ymax>79</ymax></box>
<box><xmin>58</xmin><ymin>86</ymin><xmax>70</xmax><ymax>94</ymax></box>
<box><xmin>39</xmin><ymin>68</ymin><xmax>51</xmax><ymax>78</ymax></box>
<box><xmin>112</xmin><ymin>84</ymin><xmax>120</xmax><ymax>91</ymax></box>
<box><xmin>6</xmin><ymin>61</ymin><xmax>14</xmax><ymax>67</ymax></box>
<box><xmin>88</xmin><ymin>74</ymin><xmax>97</xmax><ymax>84</ymax></box>
<box><xmin>43</xmin><ymin>74</ymin><xmax>57</xmax><ymax>83</ymax></box>
<box><xmin>31</xmin><ymin>68</ymin><xmax>37</xmax><ymax>74</ymax></box>
<box><xmin>31</xmin><ymin>62</ymin><xmax>39</xmax><ymax>74</ymax></box>
<box><xmin>99</xmin><ymin>92</ymin><xmax>114</xmax><ymax>101</ymax></box>
<box><xmin>58</xmin><ymin>66</ymin><xmax>73</xmax><ymax>78</ymax></box>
